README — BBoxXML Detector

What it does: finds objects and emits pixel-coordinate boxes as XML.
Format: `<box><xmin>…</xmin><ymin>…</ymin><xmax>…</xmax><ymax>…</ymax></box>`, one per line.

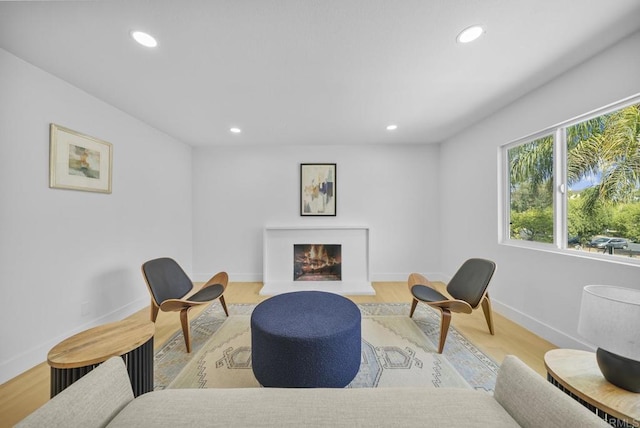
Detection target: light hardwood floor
<box><xmin>0</xmin><ymin>282</ymin><xmax>556</xmax><ymax>427</ymax></box>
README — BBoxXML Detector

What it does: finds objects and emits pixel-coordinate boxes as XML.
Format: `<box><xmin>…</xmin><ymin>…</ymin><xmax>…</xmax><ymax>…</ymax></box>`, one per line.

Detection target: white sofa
<box><xmin>18</xmin><ymin>355</ymin><xmax>607</xmax><ymax>427</ymax></box>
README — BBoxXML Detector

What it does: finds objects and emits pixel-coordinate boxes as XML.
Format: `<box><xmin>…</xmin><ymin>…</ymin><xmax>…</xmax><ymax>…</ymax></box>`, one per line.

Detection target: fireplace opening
<box><xmin>293</xmin><ymin>244</ymin><xmax>342</xmax><ymax>281</ymax></box>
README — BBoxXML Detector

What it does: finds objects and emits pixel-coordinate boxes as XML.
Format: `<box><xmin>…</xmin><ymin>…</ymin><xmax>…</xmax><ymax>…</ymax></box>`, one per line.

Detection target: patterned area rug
<box><xmin>154</xmin><ymin>303</ymin><xmax>499</xmax><ymax>392</ymax></box>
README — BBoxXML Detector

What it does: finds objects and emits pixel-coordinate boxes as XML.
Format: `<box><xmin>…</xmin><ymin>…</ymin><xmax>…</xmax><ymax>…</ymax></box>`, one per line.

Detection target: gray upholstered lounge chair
<box><xmin>142</xmin><ymin>257</ymin><xmax>229</xmax><ymax>352</ymax></box>
<box><xmin>408</xmin><ymin>258</ymin><xmax>496</xmax><ymax>353</ymax></box>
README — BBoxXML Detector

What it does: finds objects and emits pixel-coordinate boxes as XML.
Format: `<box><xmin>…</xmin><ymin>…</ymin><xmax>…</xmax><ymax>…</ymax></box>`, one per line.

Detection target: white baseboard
<box><xmin>0</xmin><ymin>297</ymin><xmax>148</xmax><ymax>385</ymax></box>
<box><xmin>491</xmin><ymin>299</ymin><xmax>594</xmax><ymax>351</ymax></box>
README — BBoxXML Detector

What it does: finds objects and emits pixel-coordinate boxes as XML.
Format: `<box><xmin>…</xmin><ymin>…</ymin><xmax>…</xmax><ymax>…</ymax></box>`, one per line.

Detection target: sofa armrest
<box><xmin>17</xmin><ymin>357</ymin><xmax>134</xmax><ymax>428</ymax></box>
<box><xmin>494</xmin><ymin>355</ymin><xmax>608</xmax><ymax>428</ymax></box>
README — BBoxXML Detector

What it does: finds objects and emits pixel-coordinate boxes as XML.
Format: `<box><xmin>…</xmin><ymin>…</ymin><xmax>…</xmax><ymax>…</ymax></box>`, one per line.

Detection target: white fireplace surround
<box><xmin>261</xmin><ymin>225</ymin><xmax>374</xmax><ymax>296</ymax></box>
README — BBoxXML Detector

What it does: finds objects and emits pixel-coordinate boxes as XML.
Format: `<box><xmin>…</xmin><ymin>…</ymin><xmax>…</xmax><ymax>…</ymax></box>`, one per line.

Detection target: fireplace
<box><xmin>293</xmin><ymin>244</ymin><xmax>342</xmax><ymax>281</ymax></box>
<box><xmin>262</xmin><ymin>226</ymin><xmax>374</xmax><ymax>296</ymax></box>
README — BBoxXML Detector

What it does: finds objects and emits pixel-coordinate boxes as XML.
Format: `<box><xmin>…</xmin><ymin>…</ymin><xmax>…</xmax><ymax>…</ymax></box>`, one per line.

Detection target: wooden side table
<box><xmin>48</xmin><ymin>318</ymin><xmax>154</xmax><ymax>398</ymax></box>
<box><xmin>544</xmin><ymin>349</ymin><xmax>640</xmax><ymax>427</ymax></box>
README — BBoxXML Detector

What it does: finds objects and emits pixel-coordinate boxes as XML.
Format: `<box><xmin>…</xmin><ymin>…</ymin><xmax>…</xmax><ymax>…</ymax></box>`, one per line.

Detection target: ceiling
<box><xmin>1</xmin><ymin>1</ymin><xmax>640</xmax><ymax>147</ymax></box>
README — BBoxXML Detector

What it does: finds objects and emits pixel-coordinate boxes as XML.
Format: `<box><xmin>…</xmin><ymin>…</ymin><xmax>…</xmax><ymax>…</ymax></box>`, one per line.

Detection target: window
<box><xmin>501</xmin><ymin>95</ymin><xmax>640</xmax><ymax>262</ymax></box>
<box><xmin>507</xmin><ymin>134</ymin><xmax>554</xmax><ymax>243</ymax></box>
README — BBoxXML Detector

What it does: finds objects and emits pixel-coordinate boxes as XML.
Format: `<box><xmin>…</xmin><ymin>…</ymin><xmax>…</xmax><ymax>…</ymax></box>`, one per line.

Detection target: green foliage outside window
<box><xmin>507</xmin><ymin>102</ymin><xmax>640</xmax><ymax>253</ymax></box>
<box><xmin>508</xmin><ymin>136</ymin><xmax>554</xmax><ymax>243</ymax></box>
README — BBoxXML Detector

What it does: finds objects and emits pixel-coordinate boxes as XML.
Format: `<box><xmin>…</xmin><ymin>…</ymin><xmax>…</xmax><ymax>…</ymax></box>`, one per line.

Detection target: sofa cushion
<box><xmin>17</xmin><ymin>357</ymin><xmax>134</xmax><ymax>428</ymax></box>
<box><xmin>107</xmin><ymin>387</ymin><xmax>519</xmax><ymax>427</ymax></box>
<box><xmin>494</xmin><ymin>355</ymin><xmax>608</xmax><ymax>427</ymax></box>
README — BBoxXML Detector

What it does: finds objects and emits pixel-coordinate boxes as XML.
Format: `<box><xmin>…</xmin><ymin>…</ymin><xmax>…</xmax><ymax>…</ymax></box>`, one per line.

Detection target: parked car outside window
<box><xmin>588</xmin><ymin>237</ymin><xmax>629</xmax><ymax>249</ymax></box>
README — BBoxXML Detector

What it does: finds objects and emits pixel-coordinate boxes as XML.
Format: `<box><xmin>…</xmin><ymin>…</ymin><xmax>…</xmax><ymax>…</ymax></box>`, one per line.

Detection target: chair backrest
<box><xmin>142</xmin><ymin>258</ymin><xmax>193</xmax><ymax>305</ymax></box>
<box><xmin>446</xmin><ymin>258</ymin><xmax>496</xmax><ymax>308</ymax></box>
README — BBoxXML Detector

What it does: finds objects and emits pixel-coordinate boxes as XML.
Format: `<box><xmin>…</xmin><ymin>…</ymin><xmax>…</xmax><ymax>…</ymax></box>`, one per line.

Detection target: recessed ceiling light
<box><xmin>457</xmin><ymin>25</ymin><xmax>484</xmax><ymax>44</ymax></box>
<box><xmin>131</xmin><ymin>31</ymin><xmax>158</xmax><ymax>48</ymax></box>
<box><xmin>386</xmin><ymin>124</ymin><xmax>398</xmax><ymax>131</ymax></box>
<box><xmin>230</xmin><ymin>127</ymin><xmax>242</xmax><ymax>134</ymax></box>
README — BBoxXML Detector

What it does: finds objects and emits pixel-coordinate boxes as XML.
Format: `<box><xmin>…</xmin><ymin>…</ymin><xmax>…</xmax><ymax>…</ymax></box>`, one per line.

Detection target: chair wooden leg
<box><xmin>409</xmin><ymin>298</ymin><xmax>418</xmax><ymax>317</ymax></box>
<box><xmin>437</xmin><ymin>309</ymin><xmax>452</xmax><ymax>354</ymax></box>
<box><xmin>481</xmin><ymin>295</ymin><xmax>495</xmax><ymax>335</ymax></box>
<box><xmin>150</xmin><ymin>301</ymin><xmax>160</xmax><ymax>322</ymax></box>
<box><xmin>219</xmin><ymin>295</ymin><xmax>229</xmax><ymax>316</ymax></box>
<box><xmin>180</xmin><ymin>308</ymin><xmax>192</xmax><ymax>353</ymax></box>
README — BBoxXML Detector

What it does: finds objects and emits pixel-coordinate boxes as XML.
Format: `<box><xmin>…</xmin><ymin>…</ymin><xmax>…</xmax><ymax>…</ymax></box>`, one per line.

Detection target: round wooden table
<box><xmin>48</xmin><ymin>318</ymin><xmax>154</xmax><ymax>397</ymax></box>
<box><xmin>544</xmin><ymin>349</ymin><xmax>640</xmax><ymax>427</ymax></box>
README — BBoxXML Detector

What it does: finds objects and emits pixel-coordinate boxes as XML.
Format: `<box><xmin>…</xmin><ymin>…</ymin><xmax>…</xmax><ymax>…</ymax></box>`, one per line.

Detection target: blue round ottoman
<box><xmin>251</xmin><ymin>291</ymin><xmax>361</xmax><ymax>388</ymax></box>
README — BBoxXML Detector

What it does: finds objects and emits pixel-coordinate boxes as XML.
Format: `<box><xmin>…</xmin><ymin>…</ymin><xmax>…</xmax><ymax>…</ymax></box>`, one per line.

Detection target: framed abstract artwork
<box><xmin>300</xmin><ymin>163</ymin><xmax>336</xmax><ymax>216</ymax></box>
<box><xmin>49</xmin><ymin>123</ymin><xmax>113</xmax><ymax>193</ymax></box>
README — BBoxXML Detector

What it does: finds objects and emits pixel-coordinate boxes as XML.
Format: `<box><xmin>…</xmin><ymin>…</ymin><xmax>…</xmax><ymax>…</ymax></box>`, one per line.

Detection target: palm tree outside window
<box><xmin>503</xmin><ymin>95</ymin><xmax>640</xmax><ymax>261</ymax></box>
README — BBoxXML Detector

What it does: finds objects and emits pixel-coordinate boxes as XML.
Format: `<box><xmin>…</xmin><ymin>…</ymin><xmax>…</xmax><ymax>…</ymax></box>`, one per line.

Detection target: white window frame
<box><xmin>499</xmin><ymin>93</ymin><xmax>640</xmax><ymax>266</ymax></box>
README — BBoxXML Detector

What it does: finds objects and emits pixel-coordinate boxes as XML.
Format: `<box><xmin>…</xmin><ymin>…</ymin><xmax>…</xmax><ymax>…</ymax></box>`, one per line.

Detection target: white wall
<box><xmin>439</xmin><ymin>31</ymin><xmax>640</xmax><ymax>349</ymax></box>
<box><xmin>0</xmin><ymin>49</ymin><xmax>193</xmax><ymax>383</ymax></box>
<box><xmin>192</xmin><ymin>144</ymin><xmax>441</xmax><ymax>283</ymax></box>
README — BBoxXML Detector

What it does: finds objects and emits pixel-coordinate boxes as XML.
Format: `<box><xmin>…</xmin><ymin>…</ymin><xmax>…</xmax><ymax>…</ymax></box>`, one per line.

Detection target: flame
<box><xmin>305</xmin><ymin>245</ymin><xmax>332</xmax><ymax>268</ymax></box>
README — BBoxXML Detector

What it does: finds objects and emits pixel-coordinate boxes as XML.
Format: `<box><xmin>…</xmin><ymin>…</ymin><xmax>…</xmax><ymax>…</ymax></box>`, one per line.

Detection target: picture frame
<box><xmin>300</xmin><ymin>163</ymin><xmax>336</xmax><ymax>216</ymax></box>
<box><xmin>49</xmin><ymin>123</ymin><xmax>113</xmax><ymax>193</ymax></box>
